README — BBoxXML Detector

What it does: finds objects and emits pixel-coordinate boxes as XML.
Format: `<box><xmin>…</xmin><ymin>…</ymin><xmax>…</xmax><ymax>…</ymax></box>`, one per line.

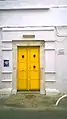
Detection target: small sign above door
<box><xmin>23</xmin><ymin>35</ymin><xmax>35</xmax><ymax>39</ymax></box>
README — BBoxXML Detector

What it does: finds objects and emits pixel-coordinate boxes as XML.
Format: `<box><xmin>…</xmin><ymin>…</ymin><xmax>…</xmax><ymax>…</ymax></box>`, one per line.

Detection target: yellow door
<box><xmin>17</xmin><ymin>47</ymin><xmax>28</xmax><ymax>90</ymax></box>
<box><xmin>28</xmin><ymin>47</ymin><xmax>40</xmax><ymax>90</ymax></box>
<box><xmin>17</xmin><ymin>46</ymin><xmax>40</xmax><ymax>90</ymax></box>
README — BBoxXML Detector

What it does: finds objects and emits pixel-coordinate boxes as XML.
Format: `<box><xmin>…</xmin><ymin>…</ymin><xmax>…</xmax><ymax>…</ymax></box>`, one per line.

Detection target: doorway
<box><xmin>17</xmin><ymin>46</ymin><xmax>40</xmax><ymax>91</ymax></box>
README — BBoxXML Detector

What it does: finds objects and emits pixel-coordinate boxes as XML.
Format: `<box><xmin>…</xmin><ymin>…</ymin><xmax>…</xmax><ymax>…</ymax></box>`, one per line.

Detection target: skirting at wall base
<box><xmin>40</xmin><ymin>90</ymin><xmax>46</xmax><ymax>94</ymax></box>
<box><xmin>45</xmin><ymin>88</ymin><xmax>60</xmax><ymax>95</ymax></box>
<box><xmin>11</xmin><ymin>89</ymin><xmax>17</xmax><ymax>94</ymax></box>
<box><xmin>0</xmin><ymin>88</ymin><xmax>12</xmax><ymax>98</ymax></box>
<box><xmin>0</xmin><ymin>88</ymin><xmax>60</xmax><ymax>96</ymax></box>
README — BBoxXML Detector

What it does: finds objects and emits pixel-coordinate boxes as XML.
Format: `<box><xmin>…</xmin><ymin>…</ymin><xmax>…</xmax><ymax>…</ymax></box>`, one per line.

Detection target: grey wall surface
<box><xmin>0</xmin><ymin>29</ymin><xmax>2</xmax><ymax>88</ymax></box>
<box><xmin>55</xmin><ymin>27</ymin><xmax>67</xmax><ymax>92</ymax></box>
<box><xmin>0</xmin><ymin>8</ymin><xmax>67</xmax><ymax>27</ymax></box>
<box><xmin>0</xmin><ymin>5</ymin><xmax>67</xmax><ymax>92</ymax></box>
<box><xmin>0</xmin><ymin>0</ymin><xmax>67</xmax><ymax>8</ymax></box>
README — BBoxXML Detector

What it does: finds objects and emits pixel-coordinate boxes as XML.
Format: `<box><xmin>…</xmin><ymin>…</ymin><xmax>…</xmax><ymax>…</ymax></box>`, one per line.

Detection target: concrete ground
<box><xmin>0</xmin><ymin>93</ymin><xmax>67</xmax><ymax>119</ymax></box>
<box><xmin>0</xmin><ymin>109</ymin><xmax>67</xmax><ymax>119</ymax></box>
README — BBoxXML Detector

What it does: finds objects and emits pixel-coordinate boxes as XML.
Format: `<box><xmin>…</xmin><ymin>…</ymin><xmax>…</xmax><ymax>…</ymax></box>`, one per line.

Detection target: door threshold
<box><xmin>17</xmin><ymin>90</ymin><xmax>40</xmax><ymax>94</ymax></box>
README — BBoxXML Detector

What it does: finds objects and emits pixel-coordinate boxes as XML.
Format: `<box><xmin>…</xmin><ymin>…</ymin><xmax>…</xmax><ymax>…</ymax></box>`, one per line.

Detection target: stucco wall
<box><xmin>0</xmin><ymin>7</ymin><xmax>67</xmax><ymax>93</ymax></box>
<box><xmin>0</xmin><ymin>28</ymin><xmax>56</xmax><ymax>92</ymax></box>
<box><xmin>0</xmin><ymin>29</ymin><xmax>2</xmax><ymax>88</ymax></box>
<box><xmin>55</xmin><ymin>27</ymin><xmax>67</xmax><ymax>92</ymax></box>
<box><xmin>0</xmin><ymin>8</ymin><xmax>67</xmax><ymax>27</ymax></box>
<box><xmin>1</xmin><ymin>26</ymin><xmax>67</xmax><ymax>92</ymax></box>
<box><xmin>0</xmin><ymin>0</ymin><xmax>67</xmax><ymax>8</ymax></box>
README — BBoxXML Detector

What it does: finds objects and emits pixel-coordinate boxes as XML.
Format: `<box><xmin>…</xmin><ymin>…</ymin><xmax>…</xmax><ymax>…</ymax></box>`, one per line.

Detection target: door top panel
<box><xmin>18</xmin><ymin>47</ymin><xmax>27</xmax><ymax>62</ymax></box>
<box><xmin>28</xmin><ymin>47</ymin><xmax>40</xmax><ymax>62</ymax></box>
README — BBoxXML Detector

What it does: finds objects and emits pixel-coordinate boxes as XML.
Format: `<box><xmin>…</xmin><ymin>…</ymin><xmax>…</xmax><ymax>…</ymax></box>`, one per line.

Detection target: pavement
<box><xmin>0</xmin><ymin>109</ymin><xmax>67</xmax><ymax>119</ymax></box>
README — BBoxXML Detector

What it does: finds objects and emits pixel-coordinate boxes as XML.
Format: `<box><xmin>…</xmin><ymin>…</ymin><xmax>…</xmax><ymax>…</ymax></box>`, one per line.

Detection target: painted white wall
<box><xmin>2</xmin><ymin>30</ymin><xmax>55</xmax><ymax>41</ymax></box>
<box><xmin>0</xmin><ymin>7</ymin><xmax>67</xmax><ymax>92</ymax></box>
<box><xmin>45</xmin><ymin>42</ymin><xmax>55</xmax><ymax>49</ymax></box>
<box><xmin>2</xmin><ymin>42</ymin><xmax>12</xmax><ymax>49</ymax></box>
<box><xmin>55</xmin><ymin>26</ymin><xmax>67</xmax><ymax>92</ymax></box>
<box><xmin>0</xmin><ymin>29</ymin><xmax>2</xmax><ymax>67</ymax></box>
<box><xmin>0</xmin><ymin>0</ymin><xmax>67</xmax><ymax>8</ymax></box>
<box><xmin>45</xmin><ymin>50</ymin><xmax>56</xmax><ymax>72</ymax></box>
<box><xmin>0</xmin><ymin>29</ymin><xmax>3</xmax><ymax>88</ymax></box>
<box><xmin>2</xmin><ymin>73</ymin><xmax>12</xmax><ymax>82</ymax></box>
<box><xmin>45</xmin><ymin>74</ymin><xmax>56</xmax><ymax>81</ymax></box>
<box><xmin>0</xmin><ymin>8</ymin><xmax>67</xmax><ymax>27</ymax></box>
<box><xmin>0</xmin><ymin>28</ymin><xmax>56</xmax><ymax>90</ymax></box>
<box><xmin>2</xmin><ymin>29</ymin><xmax>56</xmax><ymax>73</ymax></box>
<box><xmin>56</xmin><ymin>26</ymin><xmax>67</xmax><ymax>36</ymax></box>
<box><xmin>1</xmin><ymin>27</ymin><xmax>67</xmax><ymax>92</ymax></box>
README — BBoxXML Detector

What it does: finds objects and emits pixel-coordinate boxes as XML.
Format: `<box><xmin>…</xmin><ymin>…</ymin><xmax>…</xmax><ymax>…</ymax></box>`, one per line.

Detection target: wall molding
<box><xmin>45</xmin><ymin>49</ymin><xmax>55</xmax><ymax>51</ymax></box>
<box><xmin>2</xmin><ymin>27</ymin><xmax>54</xmax><ymax>31</ymax></box>
<box><xmin>2</xmin><ymin>48</ymin><xmax>12</xmax><ymax>51</ymax></box>
<box><xmin>1</xmin><ymin>79</ymin><xmax>12</xmax><ymax>82</ymax></box>
<box><xmin>45</xmin><ymin>80</ymin><xmax>56</xmax><ymax>82</ymax></box>
<box><xmin>2</xmin><ymin>71</ymin><xmax>12</xmax><ymax>74</ymax></box>
<box><xmin>45</xmin><ymin>72</ymin><xmax>56</xmax><ymax>74</ymax></box>
<box><xmin>2</xmin><ymin>41</ymin><xmax>12</xmax><ymax>43</ymax></box>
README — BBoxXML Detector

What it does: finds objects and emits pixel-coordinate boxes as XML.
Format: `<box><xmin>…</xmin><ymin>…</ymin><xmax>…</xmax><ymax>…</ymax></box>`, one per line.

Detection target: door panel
<box><xmin>29</xmin><ymin>48</ymin><xmax>39</xmax><ymax>62</ymax></box>
<box><xmin>17</xmin><ymin>46</ymin><xmax>40</xmax><ymax>90</ymax></box>
<box><xmin>18</xmin><ymin>79</ymin><xmax>28</xmax><ymax>90</ymax></box>
<box><xmin>28</xmin><ymin>46</ymin><xmax>40</xmax><ymax>90</ymax></box>
<box><xmin>18</xmin><ymin>47</ymin><xmax>27</xmax><ymax>62</ymax></box>
<box><xmin>19</xmin><ymin>62</ymin><xmax>27</xmax><ymax>71</ymax></box>
<box><xmin>17</xmin><ymin>47</ymin><xmax>28</xmax><ymax>90</ymax></box>
<box><xmin>18</xmin><ymin>71</ymin><xmax>27</xmax><ymax>80</ymax></box>
<box><xmin>30</xmin><ymin>79</ymin><xmax>40</xmax><ymax>90</ymax></box>
<box><xmin>30</xmin><ymin>71</ymin><xmax>40</xmax><ymax>80</ymax></box>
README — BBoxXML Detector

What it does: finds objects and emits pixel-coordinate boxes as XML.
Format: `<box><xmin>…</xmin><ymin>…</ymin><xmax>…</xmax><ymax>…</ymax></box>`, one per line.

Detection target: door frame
<box><xmin>12</xmin><ymin>40</ymin><xmax>45</xmax><ymax>94</ymax></box>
